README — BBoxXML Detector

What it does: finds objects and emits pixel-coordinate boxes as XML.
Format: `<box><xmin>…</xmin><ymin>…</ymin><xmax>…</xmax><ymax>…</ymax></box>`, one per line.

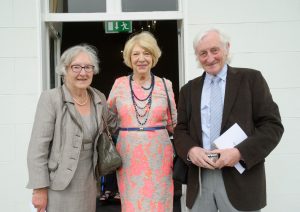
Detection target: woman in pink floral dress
<box><xmin>108</xmin><ymin>31</ymin><xmax>177</xmax><ymax>212</ymax></box>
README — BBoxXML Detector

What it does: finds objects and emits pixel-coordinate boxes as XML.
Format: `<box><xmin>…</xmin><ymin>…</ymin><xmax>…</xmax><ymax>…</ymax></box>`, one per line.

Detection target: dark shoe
<box><xmin>114</xmin><ymin>192</ymin><xmax>120</xmax><ymax>200</ymax></box>
<box><xmin>99</xmin><ymin>190</ymin><xmax>112</xmax><ymax>201</ymax></box>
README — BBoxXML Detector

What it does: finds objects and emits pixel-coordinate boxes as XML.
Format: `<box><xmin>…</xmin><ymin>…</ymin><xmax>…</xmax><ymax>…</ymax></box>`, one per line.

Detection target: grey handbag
<box><xmin>95</xmin><ymin>115</ymin><xmax>122</xmax><ymax>178</ymax></box>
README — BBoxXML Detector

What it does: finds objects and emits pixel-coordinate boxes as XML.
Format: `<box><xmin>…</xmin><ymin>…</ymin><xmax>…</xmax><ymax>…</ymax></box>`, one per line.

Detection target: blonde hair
<box><xmin>123</xmin><ymin>31</ymin><xmax>162</xmax><ymax>68</ymax></box>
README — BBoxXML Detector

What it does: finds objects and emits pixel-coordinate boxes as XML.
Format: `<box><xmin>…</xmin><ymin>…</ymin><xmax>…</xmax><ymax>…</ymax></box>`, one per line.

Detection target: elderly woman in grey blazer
<box><xmin>27</xmin><ymin>44</ymin><xmax>117</xmax><ymax>212</ymax></box>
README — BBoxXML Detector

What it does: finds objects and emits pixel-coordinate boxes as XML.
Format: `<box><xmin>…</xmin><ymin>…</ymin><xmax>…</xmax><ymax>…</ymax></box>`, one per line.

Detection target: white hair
<box><xmin>55</xmin><ymin>44</ymin><xmax>100</xmax><ymax>76</ymax></box>
<box><xmin>193</xmin><ymin>28</ymin><xmax>231</xmax><ymax>66</ymax></box>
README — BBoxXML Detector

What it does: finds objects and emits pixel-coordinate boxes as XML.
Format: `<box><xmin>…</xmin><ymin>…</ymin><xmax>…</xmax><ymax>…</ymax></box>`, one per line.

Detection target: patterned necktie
<box><xmin>210</xmin><ymin>76</ymin><xmax>223</xmax><ymax>149</ymax></box>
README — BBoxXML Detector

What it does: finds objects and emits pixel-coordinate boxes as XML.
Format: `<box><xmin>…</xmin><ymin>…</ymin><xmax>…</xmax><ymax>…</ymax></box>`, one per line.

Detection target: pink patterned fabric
<box><xmin>108</xmin><ymin>75</ymin><xmax>177</xmax><ymax>212</ymax></box>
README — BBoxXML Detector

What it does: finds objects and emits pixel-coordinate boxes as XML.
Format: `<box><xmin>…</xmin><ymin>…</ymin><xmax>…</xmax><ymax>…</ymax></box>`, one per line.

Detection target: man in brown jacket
<box><xmin>174</xmin><ymin>28</ymin><xmax>284</xmax><ymax>211</ymax></box>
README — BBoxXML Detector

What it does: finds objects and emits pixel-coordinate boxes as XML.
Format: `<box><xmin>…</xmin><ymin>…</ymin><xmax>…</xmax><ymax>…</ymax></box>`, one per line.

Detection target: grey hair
<box><xmin>193</xmin><ymin>28</ymin><xmax>231</xmax><ymax>65</ymax></box>
<box><xmin>55</xmin><ymin>44</ymin><xmax>100</xmax><ymax>76</ymax></box>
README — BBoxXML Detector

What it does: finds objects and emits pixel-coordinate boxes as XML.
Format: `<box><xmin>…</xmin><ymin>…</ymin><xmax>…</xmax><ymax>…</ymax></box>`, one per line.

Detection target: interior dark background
<box><xmin>60</xmin><ymin>20</ymin><xmax>179</xmax><ymax>102</ymax></box>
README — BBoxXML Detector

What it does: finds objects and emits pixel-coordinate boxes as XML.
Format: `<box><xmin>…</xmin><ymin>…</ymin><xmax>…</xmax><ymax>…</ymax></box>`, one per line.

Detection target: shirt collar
<box><xmin>205</xmin><ymin>64</ymin><xmax>228</xmax><ymax>82</ymax></box>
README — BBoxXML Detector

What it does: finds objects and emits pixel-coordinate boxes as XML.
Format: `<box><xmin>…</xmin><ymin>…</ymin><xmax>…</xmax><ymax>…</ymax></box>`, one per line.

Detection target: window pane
<box><xmin>122</xmin><ymin>0</ymin><xmax>178</xmax><ymax>12</ymax></box>
<box><xmin>49</xmin><ymin>0</ymin><xmax>106</xmax><ymax>13</ymax></box>
<box><xmin>68</xmin><ymin>0</ymin><xmax>106</xmax><ymax>13</ymax></box>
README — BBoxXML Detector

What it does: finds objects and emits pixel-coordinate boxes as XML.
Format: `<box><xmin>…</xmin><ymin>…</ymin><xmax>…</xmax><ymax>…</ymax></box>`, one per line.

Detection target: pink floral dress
<box><xmin>107</xmin><ymin>75</ymin><xmax>177</xmax><ymax>212</ymax></box>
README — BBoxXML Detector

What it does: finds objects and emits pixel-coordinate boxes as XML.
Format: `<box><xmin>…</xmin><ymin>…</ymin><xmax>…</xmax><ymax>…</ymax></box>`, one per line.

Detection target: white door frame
<box><xmin>38</xmin><ymin>0</ymin><xmax>186</xmax><ymax>89</ymax></box>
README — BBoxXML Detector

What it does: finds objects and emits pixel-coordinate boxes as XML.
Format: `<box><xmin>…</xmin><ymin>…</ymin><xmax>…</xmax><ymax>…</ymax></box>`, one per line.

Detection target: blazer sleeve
<box><xmin>27</xmin><ymin>91</ymin><xmax>56</xmax><ymax>189</ymax></box>
<box><xmin>236</xmin><ymin>71</ymin><xmax>284</xmax><ymax>169</ymax></box>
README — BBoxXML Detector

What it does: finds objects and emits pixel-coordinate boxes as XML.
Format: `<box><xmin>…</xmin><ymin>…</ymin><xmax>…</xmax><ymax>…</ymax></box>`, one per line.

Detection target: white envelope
<box><xmin>213</xmin><ymin>123</ymin><xmax>247</xmax><ymax>174</ymax></box>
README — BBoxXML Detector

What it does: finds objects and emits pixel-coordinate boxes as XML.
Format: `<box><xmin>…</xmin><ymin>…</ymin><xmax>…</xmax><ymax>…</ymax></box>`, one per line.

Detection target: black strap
<box><xmin>162</xmin><ymin>78</ymin><xmax>173</xmax><ymax>129</ymax></box>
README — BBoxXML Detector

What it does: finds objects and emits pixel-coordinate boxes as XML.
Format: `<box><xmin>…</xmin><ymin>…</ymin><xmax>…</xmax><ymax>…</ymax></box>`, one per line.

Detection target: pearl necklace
<box><xmin>72</xmin><ymin>90</ymin><xmax>89</xmax><ymax>106</ymax></box>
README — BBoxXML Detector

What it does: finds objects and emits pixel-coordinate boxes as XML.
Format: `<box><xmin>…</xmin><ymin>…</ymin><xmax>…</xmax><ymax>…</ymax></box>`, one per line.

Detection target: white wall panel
<box><xmin>13</xmin><ymin>28</ymin><xmax>38</xmax><ymax>58</ymax></box>
<box><xmin>266</xmin><ymin>154</ymin><xmax>300</xmax><ymax>211</ymax></box>
<box><xmin>266</xmin><ymin>154</ymin><xmax>300</xmax><ymax>194</ymax></box>
<box><xmin>0</xmin><ymin>0</ymin><xmax>39</xmax><ymax>211</ymax></box>
<box><xmin>187</xmin><ymin>0</ymin><xmax>300</xmax><ymax>24</ymax></box>
<box><xmin>0</xmin><ymin>164</ymin><xmax>16</xmax><ymax>211</ymax></box>
<box><xmin>13</xmin><ymin>0</ymin><xmax>37</xmax><ymax>27</ymax></box>
<box><xmin>271</xmin><ymin>88</ymin><xmax>300</xmax><ymax>117</ymax></box>
<box><xmin>13</xmin><ymin>94</ymin><xmax>38</xmax><ymax>124</ymax></box>
<box><xmin>187</xmin><ymin>22</ymin><xmax>300</xmax><ymax>54</ymax></box>
<box><xmin>0</xmin><ymin>28</ymin><xmax>37</xmax><ymax>58</ymax></box>
<box><xmin>272</xmin><ymin>118</ymin><xmax>300</xmax><ymax>154</ymax></box>
<box><xmin>0</xmin><ymin>0</ymin><xmax>13</xmax><ymax>26</ymax></box>
<box><xmin>15</xmin><ymin>58</ymin><xmax>39</xmax><ymax>94</ymax></box>
<box><xmin>0</xmin><ymin>95</ymin><xmax>15</xmax><ymax>124</ymax></box>
<box><xmin>0</xmin><ymin>125</ymin><xmax>15</xmax><ymax>162</ymax></box>
<box><xmin>0</xmin><ymin>58</ymin><xmax>14</xmax><ymax>94</ymax></box>
<box><xmin>185</xmin><ymin>51</ymin><xmax>300</xmax><ymax>89</ymax></box>
<box><xmin>0</xmin><ymin>29</ymin><xmax>17</xmax><ymax>57</ymax></box>
<box><xmin>185</xmin><ymin>52</ymin><xmax>201</xmax><ymax>81</ymax></box>
<box><xmin>14</xmin><ymin>124</ymin><xmax>32</xmax><ymax>211</ymax></box>
<box><xmin>231</xmin><ymin>52</ymin><xmax>300</xmax><ymax>89</ymax></box>
<box><xmin>0</xmin><ymin>94</ymin><xmax>38</xmax><ymax>125</ymax></box>
<box><xmin>0</xmin><ymin>58</ymin><xmax>38</xmax><ymax>94</ymax></box>
<box><xmin>266</xmin><ymin>194</ymin><xmax>300</xmax><ymax>212</ymax></box>
<box><xmin>0</xmin><ymin>124</ymin><xmax>32</xmax><ymax>211</ymax></box>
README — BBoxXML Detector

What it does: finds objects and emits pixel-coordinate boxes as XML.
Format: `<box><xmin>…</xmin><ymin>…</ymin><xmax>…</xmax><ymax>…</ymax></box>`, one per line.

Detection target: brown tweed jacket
<box><xmin>174</xmin><ymin>65</ymin><xmax>284</xmax><ymax>211</ymax></box>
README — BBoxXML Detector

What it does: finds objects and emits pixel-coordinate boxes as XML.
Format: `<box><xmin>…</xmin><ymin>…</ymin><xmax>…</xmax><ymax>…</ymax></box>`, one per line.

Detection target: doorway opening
<box><xmin>60</xmin><ymin>20</ymin><xmax>179</xmax><ymax>101</ymax></box>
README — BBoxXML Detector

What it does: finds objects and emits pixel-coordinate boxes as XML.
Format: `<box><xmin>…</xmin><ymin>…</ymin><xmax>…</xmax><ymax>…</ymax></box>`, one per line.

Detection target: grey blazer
<box><xmin>174</xmin><ymin>66</ymin><xmax>284</xmax><ymax>210</ymax></box>
<box><xmin>27</xmin><ymin>85</ymin><xmax>117</xmax><ymax>190</ymax></box>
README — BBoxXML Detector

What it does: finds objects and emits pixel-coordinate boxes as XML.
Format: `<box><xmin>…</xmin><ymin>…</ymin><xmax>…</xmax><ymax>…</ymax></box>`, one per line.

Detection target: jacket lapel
<box><xmin>62</xmin><ymin>84</ymin><xmax>83</xmax><ymax>130</ymax></box>
<box><xmin>221</xmin><ymin>66</ymin><xmax>241</xmax><ymax>132</ymax></box>
<box><xmin>89</xmin><ymin>87</ymin><xmax>103</xmax><ymax>132</ymax></box>
<box><xmin>61</xmin><ymin>85</ymin><xmax>104</xmax><ymax>133</ymax></box>
<box><xmin>191</xmin><ymin>73</ymin><xmax>206</xmax><ymax>144</ymax></box>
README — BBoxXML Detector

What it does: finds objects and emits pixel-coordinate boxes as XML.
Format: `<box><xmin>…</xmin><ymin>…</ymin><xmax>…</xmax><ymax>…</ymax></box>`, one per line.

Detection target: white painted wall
<box><xmin>183</xmin><ymin>0</ymin><xmax>300</xmax><ymax>211</ymax></box>
<box><xmin>0</xmin><ymin>0</ymin><xmax>40</xmax><ymax>211</ymax></box>
<box><xmin>0</xmin><ymin>0</ymin><xmax>298</xmax><ymax>211</ymax></box>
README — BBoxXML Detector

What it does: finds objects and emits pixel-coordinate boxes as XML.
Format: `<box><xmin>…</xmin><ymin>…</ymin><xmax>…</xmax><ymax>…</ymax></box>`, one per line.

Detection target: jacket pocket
<box><xmin>48</xmin><ymin>159</ymin><xmax>59</xmax><ymax>181</ymax></box>
<box><xmin>48</xmin><ymin>159</ymin><xmax>59</xmax><ymax>171</ymax></box>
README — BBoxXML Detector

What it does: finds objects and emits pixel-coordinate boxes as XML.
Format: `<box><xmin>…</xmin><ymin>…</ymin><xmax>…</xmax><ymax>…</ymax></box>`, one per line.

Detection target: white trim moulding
<box><xmin>44</xmin><ymin>11</ymin><xmax>183</xmax><ymax>22</ymax></box>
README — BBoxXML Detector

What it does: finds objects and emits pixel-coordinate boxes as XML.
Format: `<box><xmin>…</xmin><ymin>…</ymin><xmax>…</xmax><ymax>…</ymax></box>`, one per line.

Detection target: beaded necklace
<box><xmin>129</xmin><ymin>73</ymin><xmax>155</xmax><ymax>126</ymax></box>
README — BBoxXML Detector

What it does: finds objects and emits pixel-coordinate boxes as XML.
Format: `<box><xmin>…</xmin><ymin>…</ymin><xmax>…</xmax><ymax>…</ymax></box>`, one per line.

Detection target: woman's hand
<box><xmin>32</xmin><ymin>188</ymin><xmax>48</xmax><ymax>212</ymax></box>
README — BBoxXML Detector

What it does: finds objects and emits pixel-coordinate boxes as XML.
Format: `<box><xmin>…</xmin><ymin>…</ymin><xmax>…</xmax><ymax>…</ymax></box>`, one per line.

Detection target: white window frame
<box><xmin>38</xmin><ymin>0</ymin><xmax>186</xmax><ymax>89</ymax></box>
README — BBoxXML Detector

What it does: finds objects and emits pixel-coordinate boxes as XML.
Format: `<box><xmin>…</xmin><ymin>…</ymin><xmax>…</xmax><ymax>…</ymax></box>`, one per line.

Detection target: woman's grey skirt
<box><xmin>47</xmin><ymin>146</ymin><xmax>97</xmax><ymax>212</ymax></box>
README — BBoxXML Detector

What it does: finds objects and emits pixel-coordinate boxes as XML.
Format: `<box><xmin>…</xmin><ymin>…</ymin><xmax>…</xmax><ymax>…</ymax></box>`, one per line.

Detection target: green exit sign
<box><xmin>105</xmin><ymin>21</ymin><xmax>132</xmax><ymax>33</ymax></box>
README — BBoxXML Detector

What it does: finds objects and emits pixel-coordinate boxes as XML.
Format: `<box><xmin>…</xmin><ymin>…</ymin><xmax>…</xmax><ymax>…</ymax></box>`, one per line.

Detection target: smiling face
<box><xmin>195</xmin><ymin>31</ymin><xmax>230</xmax><ymax>75</ymax></box>
<box><xmin>130</xmin><ymin>44</ymin><xmax>153</xmax><ymax>75</ymax></box>
<box><xmin>64</xmin><ymin>52</ymin><xmax>94</xmax><ymax>91</ymax></box>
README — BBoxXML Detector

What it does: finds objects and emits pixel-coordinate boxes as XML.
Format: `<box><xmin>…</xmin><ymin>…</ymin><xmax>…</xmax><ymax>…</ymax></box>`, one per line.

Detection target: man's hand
<box><xmin>188</xmin><ymin>147</ymin><xmax>216</xmax><ymax>169</ymax></box>
<box><xmin>211</xmin><ymin>148</ymin><xmax>242</xmax><ymax>169</ymax></box>
<box><xmin>32</xmin><ymin>188</ymin><xmax>48</xmax><ymax>212</ymax></box>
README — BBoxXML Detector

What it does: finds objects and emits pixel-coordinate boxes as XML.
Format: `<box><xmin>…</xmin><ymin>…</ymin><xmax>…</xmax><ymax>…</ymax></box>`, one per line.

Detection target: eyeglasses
<box><xmin>70</xmin><ymin>65</ymin><xmax>95</xmax><ymax>73</ymax></box>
